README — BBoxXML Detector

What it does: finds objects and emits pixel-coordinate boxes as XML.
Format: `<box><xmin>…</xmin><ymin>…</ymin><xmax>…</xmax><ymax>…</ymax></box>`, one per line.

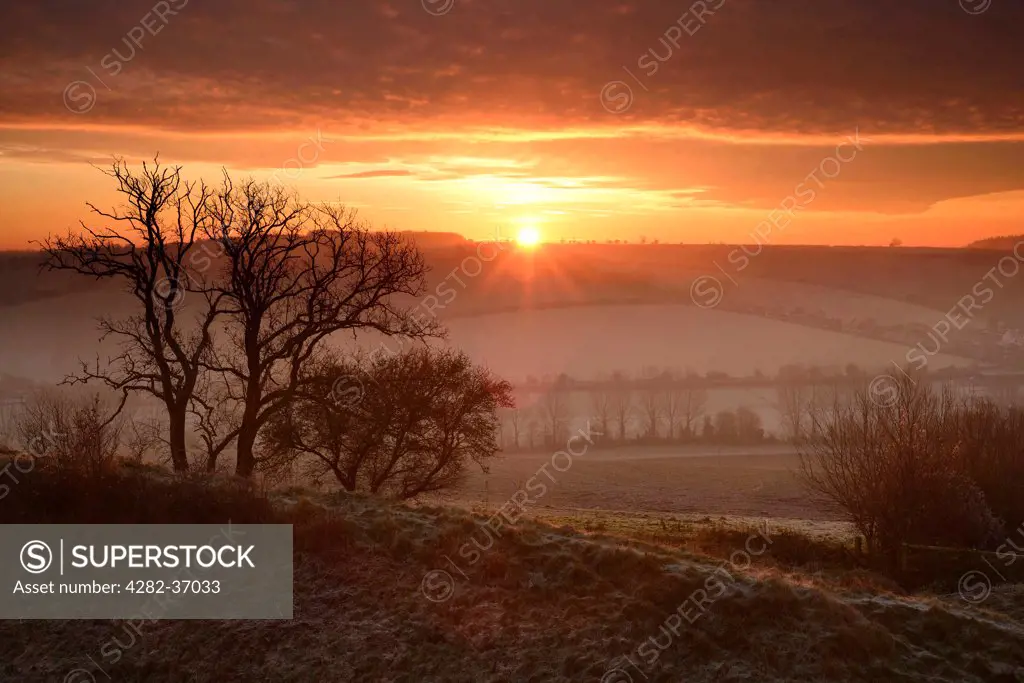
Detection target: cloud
<box><xmin>0</xmin><ymin>0</ymin><xmax>1020</xmax><ymax>137</ymax></box>
<box><xmin>2</xmin><ymin>0</ymin><xmax>1023</xmax><ymax>240</ymax></box>
<box><xmin>328</xmin><ymin>169</ymin><xmax>415</xmax><ymax>180</ymax></box>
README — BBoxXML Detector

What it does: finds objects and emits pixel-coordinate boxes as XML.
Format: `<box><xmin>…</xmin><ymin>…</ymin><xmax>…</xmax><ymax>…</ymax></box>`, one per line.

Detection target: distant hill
<box><xmin>397</xmin><ymin>231</ymin><xmax>468</xmax><ymax>249</ymax></box>
<box><xmin>966</xmin><ymin>235</ymin><xmax>1024</xmax><ymax>250</ymax></box>
<box><xmin>4</xmin><ymin>242</ymin><xmax>1024</xmax><ymax>384</ymax></box>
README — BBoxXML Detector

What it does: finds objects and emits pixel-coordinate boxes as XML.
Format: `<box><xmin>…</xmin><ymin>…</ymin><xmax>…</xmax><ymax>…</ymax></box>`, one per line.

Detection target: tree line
<box><xmin>499</xmin><ymin>370</ymin><xmax>773</xmax><ymax>451</ymax></box>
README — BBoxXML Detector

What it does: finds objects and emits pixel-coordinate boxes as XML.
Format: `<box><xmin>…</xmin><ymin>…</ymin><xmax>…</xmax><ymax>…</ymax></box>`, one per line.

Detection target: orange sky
<box><xmin>1</xmin><ymin>0</ymin><xmax>1022</xmax><ymax>249</ymax></box>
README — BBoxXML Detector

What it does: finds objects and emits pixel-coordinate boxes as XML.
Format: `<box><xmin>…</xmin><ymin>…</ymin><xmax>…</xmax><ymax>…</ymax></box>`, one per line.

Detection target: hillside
<box><xmin>2</xmin><ymin>463</ymin><xmax>1022</xmax><ymax>682</ymax></box>
<box><xmin>3</xmin><ymin>243</ymin><xmax>1022</xmax><ymax>388</ymax></box>
<box><xmin>967</xmin><ymin>235</ymin><xmax>1024</xmax><ymax>251</ymax></box>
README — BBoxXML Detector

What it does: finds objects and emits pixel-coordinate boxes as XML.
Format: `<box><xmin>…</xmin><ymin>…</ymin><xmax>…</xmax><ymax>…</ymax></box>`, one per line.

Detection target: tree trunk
<box><xmin>236</xmin><ymin>333</ymin><xmax>262</xmax><ymax>479</ymax></box>
<box><xmin>168</xmin><ymin>410</ymin><xmax>190</xmax><ymax>472</ymax></box>
<box><xmin>235</xmin><ymin>422</ymin><xmax>258</xmax><ymax>478</ymax></box>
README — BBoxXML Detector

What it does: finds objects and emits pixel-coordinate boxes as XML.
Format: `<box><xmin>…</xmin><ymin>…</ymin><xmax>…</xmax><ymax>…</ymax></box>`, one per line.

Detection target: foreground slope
<box><xmin>1</xmin><ymin>464</ymin><xmax>1022</xmax><ymax>682</ymax></box>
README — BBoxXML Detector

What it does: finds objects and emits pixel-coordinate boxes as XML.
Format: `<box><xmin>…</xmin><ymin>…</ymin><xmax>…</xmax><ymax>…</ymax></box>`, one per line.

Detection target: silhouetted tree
<box><xmin>41</xmin><ymin>159</ymin><xmax>222</xmax><ymax>472</ymax></box>
<box><xmin>662</xmin><ymin>370</ymin><xmax>687</xmax><ymax>439</ymax></box>
<box><xmin>202</xmin><ymin>178</ymin><xmax>441</xmax><ymax>476</ymax></box>
<box><xmin>262</xmin><ymin>348</ymin><xmax>512</xmax><ymax>498</ymax></box>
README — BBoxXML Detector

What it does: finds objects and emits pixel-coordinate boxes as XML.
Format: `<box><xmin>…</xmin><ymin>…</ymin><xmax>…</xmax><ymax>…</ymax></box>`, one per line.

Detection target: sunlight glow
<box><xmin>516</xmin><ymin>226</ymin><xmax>542</xmax><ymax>248</ymax></box>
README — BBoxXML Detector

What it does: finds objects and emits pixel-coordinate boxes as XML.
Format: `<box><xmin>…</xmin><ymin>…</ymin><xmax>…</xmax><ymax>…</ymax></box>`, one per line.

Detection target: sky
<box><xmin>1</xmin><ymin>0</ymin><xmax>1023</xmax><ymax>249</ymax></box>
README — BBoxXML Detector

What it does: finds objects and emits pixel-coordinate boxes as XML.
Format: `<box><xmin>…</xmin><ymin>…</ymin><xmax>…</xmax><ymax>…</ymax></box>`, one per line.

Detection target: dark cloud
<box><xmin>0</xmin><ymin>0</ymin><xmax>1021</xmax><ymax>135</ymax></box>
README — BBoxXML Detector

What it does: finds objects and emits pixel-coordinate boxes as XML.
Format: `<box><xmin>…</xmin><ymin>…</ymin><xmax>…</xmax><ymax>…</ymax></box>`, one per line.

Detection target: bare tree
<box><xmin>679</xmin><ymin>380</ymin><xmax>708</xmax><ymax>439</ymax></box>
<box><xmin>203</xmin><ymin>179</ymin><xmax>442</xmax><ymax>477</ymax></box>
<box><xmin>590</xmin><ymin>384</ymin><xmax>613</xmax><ymax>446</ymax></box>
<box><xmin>663</xmin><ymin>371</ymin><xmax>684</xmax><ymax>440</ymax></box>
<box><xmin>190</xmin><ymin>370</ymin><xmax>240</xmax><ymax>472</ymax></box>
<box><xmin>608</xmin><ymin>371</ymin><xmax>633</xmax><ymax>442</ymax></box>
<box><xmin>507</xmin><ymin>405</ymin><xmax>524</xmax><ymax>451</ymax></box>
<box><xmin>777</xmin><ymin>365</ymin><xmax>843</xmax><ymax>442</ymax></box>
<box><xmin>637</xmin><ymin>367</ymin><xmax>665</xmax><ymax>439</ymax></box>
<box><xmin>799</xmin><ymin>374</ymin><xmax>1001</xmax><ymax>562</ymax></box>
<box><xmin>122</xmin><ymin>411</ymin><xmax>165</xmax><ymax>465</ymax></box>
<box><xmin>541</xmin><ymin>375</ymin><xmax>571</xmax><ymax>447</ymax></box>
<box><xmin>638</xmin><ymin>389</ymin><xmax>663</xmax><ymax>438</ymax></box>
<box><xmin>526</xmin><ymin>413</ymin><xmax>543</xmax><ymax>450</ymax></box>
<box><xmin>262</xmin><ymin>348</ymin><xmax>512</xmax><ymax>498</ymax></box>
<box><xmin>41</xmin><ymin>159</ymin><xmax>222</xmax><ymax>472</ymax></box>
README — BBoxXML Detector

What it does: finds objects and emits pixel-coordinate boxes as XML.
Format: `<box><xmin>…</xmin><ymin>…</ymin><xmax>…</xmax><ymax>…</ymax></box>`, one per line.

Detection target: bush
<box><xmin>0</xmin><ymin>457</ymin><xmax>275</xmax><ymax>525</ymax></box>
<box><xmin>13</xmin><ymin>390</ymin><xmax>123</xmax><ymax>476</ymax></box>
<box><xmin>947</xmin><ymin>400</ymin><xmax>1024</xmax><ymax>533</ymax></box>
<box><xmin>798</xmin><ymin>373</ymin><xmax>1004</xmax><ymax>563</ymax></box>
<box><xmin>260</xmin><ymin>347</ymin><xmax>513</xmax><ymax>499</ymax></box>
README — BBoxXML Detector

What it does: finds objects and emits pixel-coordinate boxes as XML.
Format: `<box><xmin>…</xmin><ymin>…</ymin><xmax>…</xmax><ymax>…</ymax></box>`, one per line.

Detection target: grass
<box><xmin>1</xmin><ymin>458</ymin><xmax>1023</xmax><ymax>681</ymax></box>
<box><xmin>450</xmin><ymin>445</ymin><xmax>853</xmax><ymax>539</ymax></box>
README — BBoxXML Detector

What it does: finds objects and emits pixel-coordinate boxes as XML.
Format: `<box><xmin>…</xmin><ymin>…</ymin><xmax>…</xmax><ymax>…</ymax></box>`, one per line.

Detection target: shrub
<box><xmin>0</xmin><ymin>457</ymin><xmax>275</xmax><ymax>525</ymax></box>
<box><xmin>14</xmin><ymin>389</ymin><xmax>123</xmax><ymax>476</ymax></box>
<box><xmin>260</xmin><ymin>347</ymin><xmax>513</xmax><ymax>499</ymax></box>
<box><xmin>798</xmin><ymin>373</ymin><xmax>1002</xmax><ymax>564</ymax></box>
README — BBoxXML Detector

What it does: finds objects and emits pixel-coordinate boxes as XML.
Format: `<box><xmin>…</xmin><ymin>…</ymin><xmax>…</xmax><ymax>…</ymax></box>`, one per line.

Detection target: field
<box><xmin>449</xmin><ymin>445</ymin><xmax>854</xmax><ymax>541</ymax></box>
<box><xmin>443</xmin><ymin>304</ymin><xmax>975</xmax><ymax>383</ymax></box>
<box><xmin>0</xmin><ymin>295</ymin><xmax>977</xmax><ymax>388</ymax></box>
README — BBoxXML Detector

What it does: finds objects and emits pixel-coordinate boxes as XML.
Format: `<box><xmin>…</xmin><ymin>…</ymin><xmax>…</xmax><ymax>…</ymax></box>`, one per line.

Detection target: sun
<box><xmin>516</xmin><ymin>226</ymin><xmax>542</xmax><ymax>248</ymax></box>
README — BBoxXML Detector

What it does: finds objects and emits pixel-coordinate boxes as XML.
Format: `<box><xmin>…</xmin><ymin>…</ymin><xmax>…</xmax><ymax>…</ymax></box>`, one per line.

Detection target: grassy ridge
<box><xmin>0</xmin><ymin>459</ymin><xmax>1022</xmax><ymax>682</ymax></box>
